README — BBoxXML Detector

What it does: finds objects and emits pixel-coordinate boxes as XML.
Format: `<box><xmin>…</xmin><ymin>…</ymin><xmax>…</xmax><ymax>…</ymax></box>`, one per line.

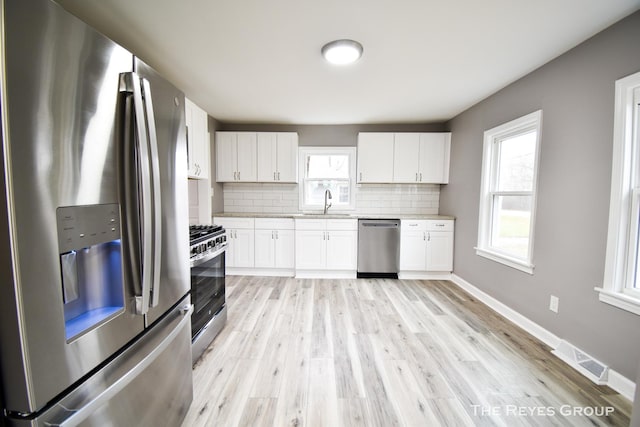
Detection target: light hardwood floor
<box><xmin>182</xmin><ymin>277</ymin><xmax>632</xmax><ymax>427</ymax></box>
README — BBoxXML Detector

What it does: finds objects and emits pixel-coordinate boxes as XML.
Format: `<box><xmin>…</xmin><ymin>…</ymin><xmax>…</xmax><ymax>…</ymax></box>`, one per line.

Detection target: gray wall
<box><xmin>217</xmin><ymin>123</ymin><xmax>446</xmax><ymax>146</ymax></box>
<box><xmin>440</xmin><ymin>11</ymin><xmax>640</xmax><ymax>380</ymax></box>
<box><xmin>633</xmin><ymin>360</ymin><xmax>640</xmax><ymax>426</ymax></box>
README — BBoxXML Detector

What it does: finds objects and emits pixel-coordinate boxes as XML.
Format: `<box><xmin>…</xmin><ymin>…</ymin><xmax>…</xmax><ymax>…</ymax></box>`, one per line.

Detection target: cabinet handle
<box><xmin>276</xmin><ymin>230</ymin><xmax>279</xmax><ymax>239</ymax></box>
<box><xmin>327</xmin><ymin>232</ymin><xmax>330</xmax><ymax>241</ymax></box>
<box><xmin>238</xmin><ymin>171</ymin><xmax>241</xmax><ymax>180</ymax></box>
<box><xmin>234</xmin><ymin>230</ymin><xmax>237</xmax><ymax>239</ymax></box>
<box><xmin>234</xmin><ymin>171</ymin><xmax>237</xmax><ymax>180</ymax></box>
<box><xmin>415</xmin><ymin>173</ymin><xmax>418</xmax><ymax>182</ymax></box>
<box><xmin>419</xmin><ymin>173</ymin><xmax>422</xmax><ymax>182</ymax></box>
<box><xmin>360</xmin><ymin>172</ymin><xmax>362</xmax><ymax>181</ymax></box>
<box><xmin>428</xmin><ymin>232</ymin><xmax>431</xmax><ymax>242</ymax></box>
<box><xmin>272</xmin><ymin>230</ymin><xmax>274</xmax><ymax>239</ymax></box>
<box><xmin>323</xmin><ymin>232</ymin><xmax>325</xmax><ymax>241</ymax></box>
<box><xmin>423</xmin><ymin>232</ymin><xmax>426</xmax><ymax>241</ymax></box>
<box><xmin>277</xmin><ymin>172</ymin><xmax>280</xmax><ymax>181</ymax></box>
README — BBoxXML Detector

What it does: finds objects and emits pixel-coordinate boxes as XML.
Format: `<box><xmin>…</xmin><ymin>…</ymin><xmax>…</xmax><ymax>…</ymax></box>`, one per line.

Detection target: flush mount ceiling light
<box><xmin>321</xmin><ymin>39</ymin><xmax>363</xmax><ymax>65</ymax></box>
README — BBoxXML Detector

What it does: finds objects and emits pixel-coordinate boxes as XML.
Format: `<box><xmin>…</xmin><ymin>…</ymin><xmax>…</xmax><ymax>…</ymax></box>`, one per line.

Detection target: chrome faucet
<box><xmin>323</xmin><ymin>189</ymin><xmax>333</xmax><ymax>214</ymax></box>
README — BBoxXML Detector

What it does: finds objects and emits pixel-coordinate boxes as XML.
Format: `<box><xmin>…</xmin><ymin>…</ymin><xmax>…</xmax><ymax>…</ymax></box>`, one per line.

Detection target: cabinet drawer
<box><xmin>295</xmin><ymin>218</ymin><xmax>326</xmax><ymax>230</ymax></box>
<box><xmin>327</xmin><ymin>219</ymin><xmax>357</xmax><ymax>231</ymax></box>
<box><xmin>401</xmin><ymin>220</ymin><xmax>427</xmax><ymax>231</ymax></box>
<box><xmin>255</xmin><ymin>218</ymin><xmax>294</xmax><ymax>230</ymax></box>
<box><xmin>213</xmin><ymin>217</ymin><xmax>255</xmax><ymax>229</ymax></box>
<box><xmin>426</xmin><ymin>220</ymin><xmax>454</xmax><ymax>231</ymax></box>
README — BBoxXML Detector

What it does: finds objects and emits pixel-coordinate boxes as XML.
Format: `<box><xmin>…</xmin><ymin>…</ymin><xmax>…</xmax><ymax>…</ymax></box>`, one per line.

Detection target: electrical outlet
<box><xmin>549</xmin><ymin>295</ymin><xmax>559</xmax><ymax>313</ymax></box>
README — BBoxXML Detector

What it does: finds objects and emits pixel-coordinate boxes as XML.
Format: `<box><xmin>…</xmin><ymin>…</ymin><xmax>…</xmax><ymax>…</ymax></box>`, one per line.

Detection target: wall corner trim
<box><xmin>449</xmin><ymin>274</ymin><xmax>636</xmax><ymax>401</ymax></box>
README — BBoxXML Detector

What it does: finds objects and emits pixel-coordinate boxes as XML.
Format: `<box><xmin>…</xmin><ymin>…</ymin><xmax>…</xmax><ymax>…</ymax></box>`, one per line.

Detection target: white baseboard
<box><xmin>295</xmin><ymin>270</ymin><xmax>357</xmax><ymax>279</ymax></box>
<box><xmin>399</xmin><ymin>272</ymin><xmax>452</xmax><ymax>280</ymax></box>
<box><xmin>449</xmin><ymin>274</ymin><xmax>636</xmax><ymax>401</ymax></box>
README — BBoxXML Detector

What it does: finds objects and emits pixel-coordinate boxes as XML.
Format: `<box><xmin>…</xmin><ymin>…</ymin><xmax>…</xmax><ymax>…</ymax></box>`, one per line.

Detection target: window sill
<box><xmin>475</xmin><ymin>247</ymin><xmax>534</xmax><ymax>275</ymax></box>
<box><xmin>594</xmin><ymin>287</ymin><xmax>640</xmax><ymax>316</ymax></box>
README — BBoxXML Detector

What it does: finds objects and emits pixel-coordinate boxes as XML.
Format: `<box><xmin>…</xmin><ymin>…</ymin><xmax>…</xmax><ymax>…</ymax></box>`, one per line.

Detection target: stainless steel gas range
<box><xmin>189</xmin><ymin>225</ymin><xmax>227</xmax><ymax>364</ymax></box>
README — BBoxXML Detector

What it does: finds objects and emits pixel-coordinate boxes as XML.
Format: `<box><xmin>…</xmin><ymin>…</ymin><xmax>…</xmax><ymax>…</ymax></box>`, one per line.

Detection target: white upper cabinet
<box><xmin>217</xmin><ymin>131</ymin><xmax>296</xmax><ymax>183</ymax></box>
<box><xmin>393</xmin><ymin>133</ymin><xmax>421</xmax><ymax>183</ymax></box>
<box><xmin>215</xmin><ymin>131</ymin><xmax>257</xmax><ymax>182</ymax></box>
<box><xmin>357</xmin><ymin>132</ymin><xmax>451</xmax><ymax>184</ymax></box>
<box><xmin>357</xmin><ymin>133</ymin><xmax>394</xmax><ymax>183</ymax></box>
<box><xmin>418</xmin><ymin>133</ymin><xmax>451</xmax><ymax>184</ymax></box>
<box><xmin>393</xmin><ymin>133</ymin><xmax>451</xmax><ymax>184</ymax></box>
<box><xmin>256</xmin><ymin>132</ymin><xmax>298</xmax><ymax>182</ymax></box>
<box><xmin>185</xmin><ymin>98</ymin><xmax>210</xmax><ymax>180</ymax></box>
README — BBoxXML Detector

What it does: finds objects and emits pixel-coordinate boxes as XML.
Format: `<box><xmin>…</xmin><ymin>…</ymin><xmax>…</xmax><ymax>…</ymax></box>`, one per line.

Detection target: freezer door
<box><xmin>133</xmin><ymin>59</ymin><xmax>190</xmax><ymax>326</ymax></box>
<box><xmin>0</xmin><ymin>0</ymin><xmax>144</xmax><ymax>414</ymax></box>
<box><xmin>12</xmin><ymin>299</ymin><xmax>194</xmax><ymax>427</ymax></box>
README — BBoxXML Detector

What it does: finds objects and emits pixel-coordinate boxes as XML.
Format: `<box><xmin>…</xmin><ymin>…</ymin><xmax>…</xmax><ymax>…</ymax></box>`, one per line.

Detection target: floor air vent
<box><xmin>552</xmin><ymin>340</ymin><xmax>609</xmax><ymax>384</ymax></box>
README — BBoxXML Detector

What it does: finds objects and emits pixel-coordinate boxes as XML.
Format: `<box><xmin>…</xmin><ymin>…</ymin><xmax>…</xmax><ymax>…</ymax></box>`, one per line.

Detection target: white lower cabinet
<box><xmin>213</xmin><ymin>217</ymin><xmax>255</xmax><ymax>269</ymax></box>
<box><xmin>400</xmin><ymin>219</ymin><xmax>454</xmax><ymax>277</ymax></box>
<box><xmin>254</xmin><ymin>218</ymin><xmax>295</xmax><ymax>272</ymax></box>
<box><xmin>294</xmin><ymin>218</ymin><xmax>357</xmax><ymax>277</ymax></box>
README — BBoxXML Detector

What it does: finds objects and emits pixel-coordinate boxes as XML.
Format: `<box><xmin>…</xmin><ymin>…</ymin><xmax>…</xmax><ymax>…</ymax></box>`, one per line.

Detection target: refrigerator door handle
<box><xmin>120</xmin><ymin>72</ymin><xmax>153</xmax><ymax>315</ymax></box>
<box><xmin>141</xmin><ymin>78</ymin><xmax>163</xmax><ymax>309</ymax></box>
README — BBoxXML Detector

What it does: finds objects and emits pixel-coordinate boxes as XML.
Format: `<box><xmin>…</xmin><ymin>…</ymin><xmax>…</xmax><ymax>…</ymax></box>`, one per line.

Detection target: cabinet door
<box><xmin>257</xmin><ymin>133</ymin><xmax>277</xmax><ymax>182</ymax></box>
<box><xmin>295</xmin><ymin>230</ymin><xmax>325</xmax><ymax>269</ymax></box>
<box><xmin>216</xmin><ymin>132</ymin><xmax>237</xmax><ymax>182</ymax></box>
<box><xmin>426</xmin><ymin>231</ymin><xmax>453</xmax><ymax>271</ymax></box>
<box><xmin>419</xmin><ymin>133</ymin><xmax>450</xmax><ymax>184</ymax></box>
<box><xmin>357</xmin><ymin>133</ymin><xmax>394</xmax><ymax>183</ymax></box>
<box><xmin>193</xmin><ymin>104</ymin><xmax>210</xmax><ymax>179</ymax></box>
<box><xmin>254</xmin><ymin>229</ymin><xmax>275</xmax><ymax>268</ymax></box>
<box><xmin>225</xmin><ymin>229</ymin><xmax>237</xmax><ymax>267</ymax></box>
<box><xmin>393</xmin><ymin>133</ymin><xmax>421</xmax><ymax>183</ymax></box>
<box><xmin>276</xmin><ymin>133</ymin><xmax>298</xmax><ymax>183</ymax></box>
<box><xmin>233</xmin><ymin>228</ymin><xmax>255</xmax><ymax>268</ymax></box>
<box><xmin>326</xmin><ymin>230</ymin><xmax>357</xmax><ymax>270</ymax></box>
<box><xmin>274</xmin><ymin>229</ymin><xmax>295</xmax><ymax>269</ymax></box>
<box><xmin>236</xmin><ymin>132</ymin><xmax>257</xmax><ymax>182</ymax></box>
<box><xmin>399</xmin><ymin>229</ymin><xmax>427</xmax><ymax>270</ymax></box>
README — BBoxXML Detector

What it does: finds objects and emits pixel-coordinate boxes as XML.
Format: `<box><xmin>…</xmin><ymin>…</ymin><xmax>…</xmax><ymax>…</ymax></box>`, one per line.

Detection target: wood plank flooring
<box><xmin>182</xmin><ymin>277</ymin><xmax>632</xmax><ymax>427</ymax></box>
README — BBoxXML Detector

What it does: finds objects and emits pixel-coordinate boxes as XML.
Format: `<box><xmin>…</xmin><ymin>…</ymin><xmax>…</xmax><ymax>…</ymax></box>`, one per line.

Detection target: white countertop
<box><xmin>213</xmin><ymin>212</ymin><xmax>455</xmax><ymax>220</ymax></box>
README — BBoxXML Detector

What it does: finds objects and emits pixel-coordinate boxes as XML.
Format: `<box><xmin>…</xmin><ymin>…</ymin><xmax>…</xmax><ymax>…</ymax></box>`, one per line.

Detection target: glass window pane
<box><xmin>304</xmin><ymin>180</ymin><xmax>350</xmax><ymax>205</ymax></box>
<box><xmin>307</xmin><ymin>154</ymin><xmax>349</xmax><ymax>179</ymax></box>
<box><xmin>490</xmin><ymin>195</ymin><xmax>532</xmax><ymax>259</ymax></box>
<box><xmin>496</xmin><ymin>131</ymin><xmax>536</xmax><ymax>191</ymax></box>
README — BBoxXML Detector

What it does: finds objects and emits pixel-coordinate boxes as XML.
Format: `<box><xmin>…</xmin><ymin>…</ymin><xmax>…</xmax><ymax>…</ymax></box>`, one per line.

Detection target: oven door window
<box><xmin>191</xmin><ymin>251</ymin><xmax>225</xmax><ymax>337</ymax></box>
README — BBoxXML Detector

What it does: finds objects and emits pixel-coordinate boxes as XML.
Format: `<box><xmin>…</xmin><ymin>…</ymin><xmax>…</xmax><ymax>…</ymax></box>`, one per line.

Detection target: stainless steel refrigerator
<box><xmin>0</xmin><ymin>0</ymin><xmax>193</xmax><ymax>425</ymax></box>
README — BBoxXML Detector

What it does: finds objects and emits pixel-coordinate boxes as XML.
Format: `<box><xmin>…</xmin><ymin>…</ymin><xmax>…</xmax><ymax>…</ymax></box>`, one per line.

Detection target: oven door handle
<box><xmin>190</xmin><ymin>245</ymin><xmax>226</xmax><ymax>268</ymax></box>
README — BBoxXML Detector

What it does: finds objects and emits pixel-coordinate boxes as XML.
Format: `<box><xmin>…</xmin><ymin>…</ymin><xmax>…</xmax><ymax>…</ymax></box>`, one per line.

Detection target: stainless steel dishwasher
<box><xmin>357</xmin><ymin>219</ymin><xmax>401</xmax><ymax>278</ymax></box>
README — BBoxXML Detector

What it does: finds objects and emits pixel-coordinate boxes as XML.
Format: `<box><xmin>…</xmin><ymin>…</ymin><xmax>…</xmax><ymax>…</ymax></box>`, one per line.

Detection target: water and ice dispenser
<box><xmin>56</xmin><ymin>204</ymin><xmax>125</xmax><ymax>341</ymax></box>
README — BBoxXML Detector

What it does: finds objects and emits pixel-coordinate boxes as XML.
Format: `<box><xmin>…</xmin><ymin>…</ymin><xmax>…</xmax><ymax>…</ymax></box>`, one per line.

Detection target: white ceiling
<box><xmin>57</xmin><ymin>0</ymin><xmax>640</xmax><ymax>125</ymax></box>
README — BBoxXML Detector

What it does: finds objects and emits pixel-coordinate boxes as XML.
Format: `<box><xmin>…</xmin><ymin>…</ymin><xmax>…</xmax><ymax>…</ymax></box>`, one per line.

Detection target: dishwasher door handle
<box><xmin>360</xmin><ymin>222</ymin><xmax>399</xmax><ymax>228</ymax></box>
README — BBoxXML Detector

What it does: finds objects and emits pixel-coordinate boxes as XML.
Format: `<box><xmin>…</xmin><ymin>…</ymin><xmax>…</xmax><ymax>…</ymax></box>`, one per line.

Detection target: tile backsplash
<box><xmin>222</xmin><ymin>183</ymin><xmax>439</xmax><ymax>215</ymax></box>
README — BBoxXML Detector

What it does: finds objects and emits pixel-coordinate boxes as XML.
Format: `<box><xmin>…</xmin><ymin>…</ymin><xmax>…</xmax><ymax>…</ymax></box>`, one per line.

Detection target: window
<box><xmin>298</xmin><ymin>147</ymin><xmax>356</xmax><ymax>211</ymax></box>
<box><xmin>598</xmin><ymin>71</ymin><xmax>640</xmax><ymax>316</ymax></box>
<box><xmin>476</xmin><ymin>110</ymin><xmax>542</xmax><ymax>274</ymax></box>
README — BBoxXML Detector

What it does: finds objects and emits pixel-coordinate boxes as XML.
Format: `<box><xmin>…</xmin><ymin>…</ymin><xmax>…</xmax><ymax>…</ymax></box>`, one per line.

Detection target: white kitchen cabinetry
<box><xmin>185</xmin><ymin>98</ymin><xmax>210</xmax><ymax>179</ymax></box>
<box><xmin>215</xmin><ymin>132</ymin><xmax>257</xmax><ymax>182</ymax></box>
<box><xmin>254</xmin><ymin>218</ymin><xmax>295</xmax><ymax>275</ymax></box>
<box><xmin>294</xmin><ymin>218</ymin><xmax>357</xmax><ymax>278</ymax></box>
<box><xmin>400</xmin><ymin>219</ymin><xmax>454</xmax><ymax>278</ymax></box>
<box><xmin>393</xmin><ymin>133</ymin><xmax>451</xmax><ymax>184</ymax></box>
<box><xmin>257</xmin><ymin>132</ymin><xmax>298</xmax><ymax>183</ymax></box>
<box><xmin>213</xmin><ymin>217</ymin><xmax>255</xmax><ymax>270</ymax></box>
<box><xmin>357</xmin><ymin>133</ymin><xmax>394</xmax><ymax>183</ymax></box>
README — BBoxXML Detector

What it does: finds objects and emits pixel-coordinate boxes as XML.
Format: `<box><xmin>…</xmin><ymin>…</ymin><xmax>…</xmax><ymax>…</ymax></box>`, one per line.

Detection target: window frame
<box><xmin>476</xmin><ymin>110</ymin><xmax>543</xmax><ymax>274</ymax></box>
<box><xmin>298</xmin><ymin>146</ymin><xmax>356</xmax><ymax>212</ymax></box>
<box><xmin>598</xmin><ymin>71</ymin><xmax>640</xmax><ymax>316</ymax></box>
